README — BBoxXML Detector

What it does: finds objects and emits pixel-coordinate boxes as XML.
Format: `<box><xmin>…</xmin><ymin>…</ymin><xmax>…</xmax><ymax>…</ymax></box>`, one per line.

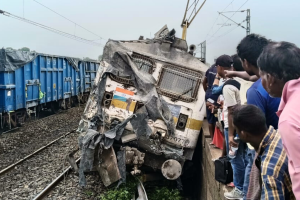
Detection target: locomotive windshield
<box><xmin>157</xmin><ymin>64</ymin><xmax>202</xmax><ymax>102</ymax></box>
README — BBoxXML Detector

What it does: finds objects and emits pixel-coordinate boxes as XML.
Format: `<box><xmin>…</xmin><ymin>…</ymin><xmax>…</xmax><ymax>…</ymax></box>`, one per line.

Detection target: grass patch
<box><xmin>98</xmin><ymin>175</ymin><xmax>182</xmax><ymax>200</ymax></box>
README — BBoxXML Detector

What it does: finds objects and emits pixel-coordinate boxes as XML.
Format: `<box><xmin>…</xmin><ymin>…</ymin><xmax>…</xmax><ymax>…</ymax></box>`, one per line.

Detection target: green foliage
<box><xmin>99</xmin><ymin>179</ymin><xmax>183</xmax><ymax>200</ymax></box>
<box><xmin>147</xmin><ymin>187</ymin><xmax>182</xmax><ymax>200</ymax></box>
<box><xmin>19</xmin><ymin>47</ymin><xmax>30</xmax><ymax>51</ymax></box>
<box><xmin>98</xmin><ymin>177</ymin><xmax>138</xmax><ymax>200</ymax></box>
<box><xmin>84</xmin><ymin>190</ymin><xmax>94</xmax><ymax>196</ymax></box>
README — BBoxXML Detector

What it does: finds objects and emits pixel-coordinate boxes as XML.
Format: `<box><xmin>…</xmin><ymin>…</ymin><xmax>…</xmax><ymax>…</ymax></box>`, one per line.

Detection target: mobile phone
<box><xmin>208</xmin><ymin>98</ymin><xmax>221</xmax><ymax>108</ymax></box>
<box><xmin>207</xmin><ymin>98</ymin><xmax>215</xmax><ymax>104</ymax></box>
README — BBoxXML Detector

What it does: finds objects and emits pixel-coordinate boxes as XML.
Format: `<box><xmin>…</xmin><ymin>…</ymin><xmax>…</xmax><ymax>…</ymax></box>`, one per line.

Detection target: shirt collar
<box><xmin>257</xmin><ymin>126</ymin><xmax>276</xmax><ymax>155</ymax></box>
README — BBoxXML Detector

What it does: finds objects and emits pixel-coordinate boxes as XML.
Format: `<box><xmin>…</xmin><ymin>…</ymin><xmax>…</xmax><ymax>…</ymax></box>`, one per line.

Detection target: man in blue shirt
<box><xmin>234</xmin><ymin>34</ymin><xmax>281</xmax><ymax>199</ymax></box>
<box><xmin>203</xmin><ymin>64</ymin><xmax>219</xmax><ymax>142</ymax></box>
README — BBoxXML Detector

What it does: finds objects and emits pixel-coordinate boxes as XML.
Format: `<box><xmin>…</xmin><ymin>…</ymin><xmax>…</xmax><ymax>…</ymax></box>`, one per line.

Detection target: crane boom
<box><xmin>181</xmin><ymin>0</ymin><xmax>207</xmax><ymax>40</ymax></box>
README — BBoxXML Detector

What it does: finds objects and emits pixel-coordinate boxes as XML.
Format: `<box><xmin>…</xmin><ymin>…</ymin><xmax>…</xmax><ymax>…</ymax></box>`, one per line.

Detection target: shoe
<box><xmin>224</xmin><ymin>187</ymin><xmax>243</xmax><ymax>200</ymax></box>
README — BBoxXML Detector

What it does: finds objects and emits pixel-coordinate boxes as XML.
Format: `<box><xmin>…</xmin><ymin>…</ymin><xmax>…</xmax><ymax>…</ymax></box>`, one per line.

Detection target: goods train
<box><xmin>0</xmin><ymin>49</ymin><xmax>100</xmax><ymax>130</ymax></box>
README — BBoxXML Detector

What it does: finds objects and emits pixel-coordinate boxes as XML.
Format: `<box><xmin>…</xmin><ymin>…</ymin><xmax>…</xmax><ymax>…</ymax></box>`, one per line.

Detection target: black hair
<box><xmin>258</xmin><ymin>42</ymin><xmax>300</xmax><ymax>83</ymax></box>
<box><xmin>233</xmin><ymin>105</ymin><xmax>267</xmax><ymax>135</ymax></box>
<box><xmin>231</xmin><ymin>54</ymin><xmax>244</xmax><ymax>71</ymax></box>
<box><xmin>236</xmin><ymin>34</ymin><xmax>270</xmax><ymax>67</ymax></box>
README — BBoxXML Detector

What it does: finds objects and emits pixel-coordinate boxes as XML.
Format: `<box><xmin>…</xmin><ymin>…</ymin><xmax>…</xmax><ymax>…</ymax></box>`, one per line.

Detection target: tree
<box><xmin>6</xmin><ymin>47</ymin><xmax>14</xmax><ymax>51</ymax></box>
<box><xmin>19</xmin><ymin>47</ymin><xmax>30</xmax><ymax>51</ymax></box>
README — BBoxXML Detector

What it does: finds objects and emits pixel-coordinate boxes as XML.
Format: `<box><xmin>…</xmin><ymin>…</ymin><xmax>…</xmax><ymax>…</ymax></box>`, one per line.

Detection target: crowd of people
<box><xmin>203</xmin><ymin>34</ymin><xmax>300</xmax><ymax>200</ymax></box>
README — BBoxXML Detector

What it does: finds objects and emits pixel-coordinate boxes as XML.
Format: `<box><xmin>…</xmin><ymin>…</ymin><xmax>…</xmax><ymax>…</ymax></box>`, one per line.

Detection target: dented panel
<box><xmin>77</xmin><ymin>26</ymin><xmax>208</xmax><ymax>187</ymax></box>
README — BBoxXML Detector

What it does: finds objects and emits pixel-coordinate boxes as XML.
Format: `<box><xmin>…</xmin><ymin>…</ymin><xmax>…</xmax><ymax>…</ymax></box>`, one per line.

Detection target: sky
<box><xmin>1</xmin><ymin>0</ymin><xmax>300</xmax><ymax>64</ymax></box>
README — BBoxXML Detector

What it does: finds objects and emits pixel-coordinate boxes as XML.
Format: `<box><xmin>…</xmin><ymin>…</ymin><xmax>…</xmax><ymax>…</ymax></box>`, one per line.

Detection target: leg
<box><xmin>224</xmin><ymin>128</ymin><xmax>229</xmax><ymax>156</ymax></box>
<box><xmin>206</xmin><ymin>107</ymin><xmax>216</xmax><ymax>141</ymax></box>
<box><xmin>224</xmin><ymin>143</ymin><xmax>247</xmax><ymax>199</ymax></box>
<box><xmin>221</xmin><ymin>136</ymin><xmax>227</xmax><ymax>157</ymax></box>
<box><xmin>242</xmin><ymin>148</ymin><xmax>255</xmax><ymax>199</ymax></box>
<box><xmin>230</xmin><ymin>142</ymin><xmax>248</xmax><ymax>192</ymax></box>
<box><xmin>208</xmin><ymin>123</ymin><xmax>215</xmax><ymax>141</ymax></box>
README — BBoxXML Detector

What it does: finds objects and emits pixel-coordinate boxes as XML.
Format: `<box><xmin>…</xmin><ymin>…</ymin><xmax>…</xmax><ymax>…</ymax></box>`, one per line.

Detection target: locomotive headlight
<box><xmin>176</xmin><ymin>113</ymin><xmax>188</xmax><ymax>131</ymax></box>
<box><xmin>102</xmin><ymin>92</ymin><xmax>113</xmax><ymax>108</ymax></box>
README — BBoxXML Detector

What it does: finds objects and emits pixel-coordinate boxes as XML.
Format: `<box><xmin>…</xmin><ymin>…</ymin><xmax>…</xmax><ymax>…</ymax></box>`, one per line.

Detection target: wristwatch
<box><xmin>215</xmin><ymin>77</ymin><xmax>221</xmax><ymax>80</ymax></box>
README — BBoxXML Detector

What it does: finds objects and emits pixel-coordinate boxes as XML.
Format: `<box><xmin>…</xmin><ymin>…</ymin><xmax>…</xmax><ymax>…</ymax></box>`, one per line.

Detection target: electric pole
<box><xmin>218</xmin><ymin>9</ymin><xmax>251</xmax><ymax>36</ymax></box>
<box><xmin>246</xmin><ymin>9</ymin><xmax>250</xmax><ymax>35</ymax></box>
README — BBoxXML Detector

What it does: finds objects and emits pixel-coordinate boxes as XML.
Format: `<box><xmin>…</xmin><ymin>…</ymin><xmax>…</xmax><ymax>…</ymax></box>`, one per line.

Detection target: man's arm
<box><xmin>212</xmin><ymin>85</ymin><xmax>223</xmax><ymax>95</ymax></box>
<box><xmin>225</xmin><ymin>70</ymin><xmax>258</xmax><ymax>82</ymax></box>
<box><xmin>227</xmin><ymin>106</ymin><xmax>237</xmax><ymax>147</ymax></box>
<box><xmin>223</xmin><ymin>85</ymin><xmax>238</xmax><ymax>147</ymax></box>
<box><xmin>202</xmin><ymin>77</ymin><xmax>208</xmax><ymax>92</ymax></box>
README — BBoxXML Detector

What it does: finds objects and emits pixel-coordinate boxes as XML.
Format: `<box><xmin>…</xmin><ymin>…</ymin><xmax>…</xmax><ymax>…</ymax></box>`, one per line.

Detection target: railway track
<box><xmin>0</xmin><ymin>130</ymin><xmax>76</xmax><ymax>176</ymax></box>
<box><xmin>0</xmin><ymin>107</ymin><xmax>84</xmax><ymax>200</ymax></box>
<box><xmin>0</xmin><ymin>106</ymin><xmax>84</xmax><ymax>170</ymax></box>
<box><xmin>32</xmin><ymin>158</ymin><xmax>81</xmax><ymax>200</ymax></box>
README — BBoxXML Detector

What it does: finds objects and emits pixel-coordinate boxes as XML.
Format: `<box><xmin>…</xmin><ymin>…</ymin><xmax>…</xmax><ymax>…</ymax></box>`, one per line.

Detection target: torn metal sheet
<box><xmin>77</xmin><ymin>26</ymin><xmax>207</xmax><ymax>187</ymax></box>
<box><xmin>98</xmin><ymin>147</ymin><xmax>121</xmax><ymax>187</ymax></box>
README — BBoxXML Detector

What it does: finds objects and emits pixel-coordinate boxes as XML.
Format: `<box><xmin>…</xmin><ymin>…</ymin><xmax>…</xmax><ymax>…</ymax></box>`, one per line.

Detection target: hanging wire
<box><xmin>0</xmin><ymin>9</ymin><xmax>103</xmax><ymax>47</ymax></box>
<box><xmin>207</xmin><ymin>0</ymin><xmax>249</xmax><ymax>43</ymax></box>
<box><xmin>204</xmin><ymin>0</ymin><xmax>235</xmax><ymax>41</ymax></box>
<box><xmin>32</xmin><ymin>0</ymin><xmax>104</xmax><ymax>41</ymax></box>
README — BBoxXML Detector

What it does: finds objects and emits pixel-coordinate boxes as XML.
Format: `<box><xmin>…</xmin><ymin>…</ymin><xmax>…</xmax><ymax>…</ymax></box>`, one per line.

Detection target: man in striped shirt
<box><xmin>232</xmin><ymin>105</ymin><xmax>295</xmax><ymax>199</ymax></box>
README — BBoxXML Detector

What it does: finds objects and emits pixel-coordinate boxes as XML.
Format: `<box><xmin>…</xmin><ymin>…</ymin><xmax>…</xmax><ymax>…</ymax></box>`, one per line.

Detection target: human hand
<box><xmin>229</xmin><ymin>135</ymin><xmax>238</xmax><ymax>148</ymax></box>
<box><xmin>224</xmin><ymin>70</ymin><xmax>235</xmax><ymax>78</ymax></box>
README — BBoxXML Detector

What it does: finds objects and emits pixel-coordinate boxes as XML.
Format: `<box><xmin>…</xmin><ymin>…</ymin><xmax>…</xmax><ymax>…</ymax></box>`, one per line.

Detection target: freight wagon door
<box><xmin>52</xmin><ymin>58</ymin><xmax>58</xmax><ymax>101</ymax></box>
<box><xmin>85</xmin><ymin>62</ymin><xmax>97</xmax><ymax>92</ymax></box>
<box><xmin>63</xmin><ymin>59</ymin><xmax>72</xmax><ymax>99</ymax></box>
<box><xmin>78</xmin><ymin>62</ymin><xmax>85</xmax><ymax>94</ymax></box>
<box><xmin>57</xmin><ymin>58</ymin><xmax>63</xmax><ymax>100</ymax></box>
<box><xmin>25</xmin><ymin>57</ymin><xmax>40</xmax><ymax>107</ymax></box>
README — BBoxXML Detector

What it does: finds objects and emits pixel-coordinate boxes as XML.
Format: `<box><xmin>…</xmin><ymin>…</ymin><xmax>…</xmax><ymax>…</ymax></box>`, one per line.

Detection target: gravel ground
<box><xmin>46</xmin><ymin>172</ymin><xmax>107</xmax><ymax>200</ymax></box>
<box><xmin>0</xmin><ymin>106</ymin><xmax>107</xmax><ymax>200</ymax></box>
<box><xmin>0</xmin><ymin>131</ymin><xmax>80</xmax><ymax>200</ymax></box>
<box><xmin>0</xmin><ymin>106</ymin><xmax>84</xmax><ymax>170</ymax></box>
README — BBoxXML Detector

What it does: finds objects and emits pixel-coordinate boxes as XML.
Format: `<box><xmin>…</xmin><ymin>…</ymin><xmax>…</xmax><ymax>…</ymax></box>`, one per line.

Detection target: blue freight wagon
<box><xmin>0</xmin><ymin>49</ymin><xmax>100</xmax><ymax>129</ymax></box>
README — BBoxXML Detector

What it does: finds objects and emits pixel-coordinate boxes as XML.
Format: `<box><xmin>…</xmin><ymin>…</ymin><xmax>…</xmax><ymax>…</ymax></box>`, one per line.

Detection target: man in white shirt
<box><xmin>213</xmin><ymin>55</ymin><xmax>248</xmax><ymax>200</ymax></box>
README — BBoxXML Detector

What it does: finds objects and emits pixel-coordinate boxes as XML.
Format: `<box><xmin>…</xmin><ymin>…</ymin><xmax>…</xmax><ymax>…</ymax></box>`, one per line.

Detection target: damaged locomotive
<box><xmin>76</xmin><ymin>26</ymin><xmax>208</xmax><ymax>188</ymax></box>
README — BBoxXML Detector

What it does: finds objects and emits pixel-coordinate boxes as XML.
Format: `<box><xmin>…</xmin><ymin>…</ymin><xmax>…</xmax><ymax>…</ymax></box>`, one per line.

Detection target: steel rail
<box><xmin>0</xmin><ymin>129</ymin><xmax>76</xmax><ymax>175</ymax></box>
<box><xmin>32</xmin><ymin>158</ymin><xmax>81</xmax><ymax>200</ymax></box>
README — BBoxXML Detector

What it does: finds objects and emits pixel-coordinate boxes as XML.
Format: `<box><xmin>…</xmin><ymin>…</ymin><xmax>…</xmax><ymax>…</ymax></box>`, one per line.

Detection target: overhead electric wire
<box><xmin>204</xmin><ymin>0</ymin><xmax>235</xmax><ymax>42</ymax></box>
<box><xmin>32</xmin><ymin>0</ymin><xmax>104</xmax><ymax>40</ymax></box>
<box><xmin>207</xmin><ymin>25</ymin><xmax>239</xmax><ymax>45</ymax></box>
<box><xmin>206</xmin><ymin>0</ymin><xmax>249</xmax><ymax>43</ymax></box>
<box><xmin>0</xmin><ymin>9</ymin><xmax>103</xmax><ymax>47</ymax></box>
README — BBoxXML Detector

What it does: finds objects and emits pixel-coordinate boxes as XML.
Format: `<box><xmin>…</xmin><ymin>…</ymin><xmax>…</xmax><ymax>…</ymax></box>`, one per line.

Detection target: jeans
<box><xmin>224</xmin><ymin>128</ymin><xmax>229</xmax><ymax>155</ymax></box>
<box><xmin>243</xmin><ymin>148</ymin><xmax>256</xmax><ymax>199</ymax></box>
<box><xmin>224</xmin><ymin>131</ymin><xmax>248</xmax><ymax>192</ymax></box>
